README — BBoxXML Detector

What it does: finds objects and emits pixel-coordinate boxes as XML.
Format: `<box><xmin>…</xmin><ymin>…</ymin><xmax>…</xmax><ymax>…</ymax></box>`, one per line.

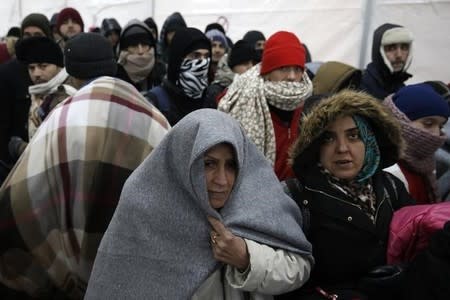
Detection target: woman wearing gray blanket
<box><xmin>85</xmin><ymin>109</ymin><xmax>313</xmax><ymax>299</ymax></box>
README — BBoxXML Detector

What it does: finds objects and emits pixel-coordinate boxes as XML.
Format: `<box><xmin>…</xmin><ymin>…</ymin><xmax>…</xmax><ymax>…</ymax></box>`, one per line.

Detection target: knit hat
<box><xmin>16</xmin><ymin>36</ymin><xmax>63</xmax><ymax>67</ymax></box>
<box><xmin>242</xmin><ymin>30</ymin><xmax>266</xmax><ymax>47</ymax></box>
<box><xmin>167</xmin><ymin>27</ymin><xmax>211</xmax><ymax>83</ymax></box>
<box><xmin>260</xmin><ymin>31</ymin><xmax>305</xmax><ymax>75</ymax></box>
<box><xmin>21</xmin><ymin>13</ymin><xmax>51</xmax><ymax>38</ymax></box>
<box><xmin>205</xmin><ymin>29</ymin><xmax>228</xmax><ymax>49</ymax></box>
<box><xmin>120</xmin><ymin>19</ymin><xmax>154</xmax><ymax>51</ymax></box>
<box><xmin>64</xmin><ymin>33</ymin><xmax>117</xmax><ymax>79</ymax></box>
<box><xmin>393</xmin><ymin>83</ymin><xmax>450</xmax><ymax>121</ymax></box>
<box><xmin>228</xmin><ymin>40</ymin><xmax>256</xmax><ymax>69</ymax></box>
<box><xmin>56</xmin><ymin>7</ymin><xmax>84</xmax><ymax>32</ymax></box>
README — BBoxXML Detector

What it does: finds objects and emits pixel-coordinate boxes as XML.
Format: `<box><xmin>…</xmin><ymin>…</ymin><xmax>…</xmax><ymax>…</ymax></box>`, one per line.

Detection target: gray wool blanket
<box><xmin>85</xmin><ymin>109</ymin><xmax>312</xmax><ymax>299</ymax></box>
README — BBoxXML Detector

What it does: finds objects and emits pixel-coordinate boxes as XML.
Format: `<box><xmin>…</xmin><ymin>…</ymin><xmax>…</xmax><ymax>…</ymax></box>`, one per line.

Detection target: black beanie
<box><xmin>120</xmin><ymin>20</ymin><xmax>155</xmax><ymax>51</ymax></box>
<box><xmin>228</xmin><ymin>40</ymin><xmax>256</xmax><ymax>69</ymax></box>
<box><xmin>64</xmin><ymin>33</ymin><xmax>117</xmax><ymax>79</ymax></box>
<box><xmin>21</xmin><ymin>13</ymin><xmax>52</xmax><ymax>38</ymax></box>
<box><xmin>167</xmin><ymin>27</ymin><xmax>211</xmax><ymax>84</ymax></box>
<box><xmin>16</xmin><ymin>36</ymin><xmax>63</xmax><ymax>67</ymax></box>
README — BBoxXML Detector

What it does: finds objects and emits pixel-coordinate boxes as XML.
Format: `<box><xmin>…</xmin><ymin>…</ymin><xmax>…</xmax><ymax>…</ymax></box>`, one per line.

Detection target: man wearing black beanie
<box><xmin>146</xmin><ymin>27</ymin><xmax>211</xmax><ymax>125</ymax></box>
<box><xmin>8</xmin><ymin>36</ymin><xmax>78</xmax><ymax>160</ymax></box>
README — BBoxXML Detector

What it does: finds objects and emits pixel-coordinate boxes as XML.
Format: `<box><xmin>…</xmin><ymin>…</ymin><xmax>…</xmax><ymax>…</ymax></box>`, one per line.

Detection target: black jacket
<box><xmin>146</xmin><ymin>78</ymin><xmax>204</xmax><ymax>126</ymax></box>
<box><xmin>0</xmin><ymin>58</ymin><xmax>31</xmax><ymax>164</ymax></box>
<box><xmin>279</xmin><ymin>168</ymin><xmax>413</xmax><ymax>299</ymax></box>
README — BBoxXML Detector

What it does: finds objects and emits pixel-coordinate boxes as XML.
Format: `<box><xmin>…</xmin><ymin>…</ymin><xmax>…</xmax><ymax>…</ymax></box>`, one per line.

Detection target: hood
<box><xmin>312</xmin><ymin>61</ymin><xmax>361</xmax><ymax>95</ymax></box>
<box><xmin>290</xmin><ymin>90</ymin><xmax>404</xmax><ymax>177</ymax></box>
<box><xmin>159</xmin><ymin>12</ymin><xmax>187</xmax><ymax>48</ymax></box>
<box><xmin>371</xmin><ymin>23</ymin><xmax>413</xmax><ymax>77</ymax></box>
<box><xmin>101</xmin><ymin>18</ymin><xmax>121</xmax><ymax>36</ymax></box>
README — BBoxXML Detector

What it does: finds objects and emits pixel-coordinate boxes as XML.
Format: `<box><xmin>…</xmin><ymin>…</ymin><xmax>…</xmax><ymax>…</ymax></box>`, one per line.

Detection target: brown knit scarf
<box><xmin>118</xmin><ymin>48</ymin><xmax>155</xmax><ymax>83</ymax></box>
<box><xmin>384</xmin><ymin>95</ymin><xmax>446</xmax><ymax>201</ymax></box>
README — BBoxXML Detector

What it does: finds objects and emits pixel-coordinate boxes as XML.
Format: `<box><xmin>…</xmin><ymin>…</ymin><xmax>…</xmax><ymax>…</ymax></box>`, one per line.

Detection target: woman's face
<box><xmin>204</xmin><ymin>143</ymin><xmax>237</xmax><ymax>209</ymax></box>
<box><xmin>319</xmin><ymin>115</ymin><xmax>365</xmax><ymax>180</ymax></box>
<box><xmin>411</xmin><ymin>116</ymin><xmax>447</xmax><ymax>137</ymax></box>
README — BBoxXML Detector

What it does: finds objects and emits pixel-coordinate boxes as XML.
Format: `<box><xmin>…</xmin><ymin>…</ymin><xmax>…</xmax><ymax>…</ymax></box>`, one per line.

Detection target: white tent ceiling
<box><xmin>1</xmin><ymin>0</ymin><xmax>449</xmax><ymax>83</ymax></box>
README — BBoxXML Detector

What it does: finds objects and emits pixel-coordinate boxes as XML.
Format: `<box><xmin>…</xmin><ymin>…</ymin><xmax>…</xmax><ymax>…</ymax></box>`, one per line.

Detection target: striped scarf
<box><xmin>218</xmin><ymin>64</ymin><xmax>312</xmax><ymax>164</ymax></box>
<box><xmin>177</xmin><ymin>57</ymin><xmax>210</xmax><ymax>100</ymax></box>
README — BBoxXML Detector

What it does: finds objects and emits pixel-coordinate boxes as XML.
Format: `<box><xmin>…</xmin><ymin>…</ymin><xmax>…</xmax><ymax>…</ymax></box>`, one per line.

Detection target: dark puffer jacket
<box><xmin>278</xmin><ymin>90</ymin><xmax>415</xmax><ymax>299</ymax></box>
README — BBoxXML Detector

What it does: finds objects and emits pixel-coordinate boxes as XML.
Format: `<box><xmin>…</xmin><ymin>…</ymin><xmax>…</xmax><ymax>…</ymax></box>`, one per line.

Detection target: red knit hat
<box><xmin>260</xmin><ymin>31</ymin><xmax>305</xmax><ymax>75</ymax></box>
<box><xmin>56</xmin><ymin>7</ymin><xmax>84</xmax><ymax>32</ymax></box>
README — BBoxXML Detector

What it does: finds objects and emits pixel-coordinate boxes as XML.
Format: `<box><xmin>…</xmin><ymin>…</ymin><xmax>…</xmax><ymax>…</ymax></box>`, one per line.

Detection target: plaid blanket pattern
<box><xmin>0</xmin><ymin>76</ymin><xmax>169</xmax><ymax>298</ymax></box>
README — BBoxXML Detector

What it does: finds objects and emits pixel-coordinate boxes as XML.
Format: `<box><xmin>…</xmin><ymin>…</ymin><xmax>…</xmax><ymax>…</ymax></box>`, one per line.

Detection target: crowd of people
<box><xmin>0</xmin><ymin>6</ymin><xmax>449</xmax><ymax>300</ymax></box>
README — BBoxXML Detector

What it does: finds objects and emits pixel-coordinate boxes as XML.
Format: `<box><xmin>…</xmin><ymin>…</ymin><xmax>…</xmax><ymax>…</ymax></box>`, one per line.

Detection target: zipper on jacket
<box><xmin>306</xmin><ymin>185</ymin><xmax>385</xmax><ymax>224</ymax></box>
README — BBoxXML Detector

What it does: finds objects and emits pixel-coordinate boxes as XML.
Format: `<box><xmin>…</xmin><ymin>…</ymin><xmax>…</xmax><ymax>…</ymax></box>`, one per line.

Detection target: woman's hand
<box><xmin>208</xmin><ymin>216</ymin><xmax>250</xmax><ymax>271</ymax></box>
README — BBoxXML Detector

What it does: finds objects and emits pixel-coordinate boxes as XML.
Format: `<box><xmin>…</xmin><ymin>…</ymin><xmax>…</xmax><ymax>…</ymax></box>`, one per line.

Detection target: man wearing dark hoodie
<box><xmin>101</xmin><ymin>17</ymin><xmax>122</xmax><ymax>56</ymax></box>
<box><xmin>116</xmin><ymin>19</ymin><xmax>166</xmax><ymax>92</ymax></box>
<box><xmin>157</xmin><ymin>12</ymin><xmax>187</xmax><ymax>64</ymax></box>
<box><xmin>360</xmin><ymin>23</ymin><xmax>413</xmax><ymax>100</ymax></box>
<box><xmin>146</xmin><ymin>27</ymin><xmax>211</xmax><ymax>125</ymax></box>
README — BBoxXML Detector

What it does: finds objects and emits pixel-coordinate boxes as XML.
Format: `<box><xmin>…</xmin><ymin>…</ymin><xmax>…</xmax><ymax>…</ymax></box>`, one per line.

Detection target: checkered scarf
<box><xmin>218</xmin><ymin>64</ymin><xmax>312</xmax><ymax>164</ymax></box>
<box><xmin>0</xmin><ymin>76</ymin><xmax>170</xmax><ymax>298</ymax></box>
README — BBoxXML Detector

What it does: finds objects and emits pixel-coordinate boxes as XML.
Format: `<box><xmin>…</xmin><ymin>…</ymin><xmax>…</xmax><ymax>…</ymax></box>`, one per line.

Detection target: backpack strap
<box><xmin>285</xmin><ymin>178</ymin><xmax>311</xmax><ymax>236</ymax></box>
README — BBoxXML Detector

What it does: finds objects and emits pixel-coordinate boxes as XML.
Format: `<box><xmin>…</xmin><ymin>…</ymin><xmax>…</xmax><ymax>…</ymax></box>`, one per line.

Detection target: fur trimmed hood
<box><xmin>290</xmin><ymin>90</ymin><xmax>403</xmax><ymax>175</ymax></box>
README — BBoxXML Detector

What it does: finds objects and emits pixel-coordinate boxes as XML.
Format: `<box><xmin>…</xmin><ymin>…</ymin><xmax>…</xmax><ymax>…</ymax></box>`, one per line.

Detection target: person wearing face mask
<box><xmin>146</xmin><ymin>27</ymin><xmax>211</xmax><ymax>125</ymax></box>
<box><xmin>384</xmin><ymin>83</ymin><xmax>450</xmax><ymax>203</ymax></box>
<box><xmin>85</xmin><ymin>109</ymin><xmax>313</xmax><ymax>299</ymax></box>
<box><xmin>116</xmin><ymin>19</ymin><xmax>166</xmax><ymax>93</ymax></box>
<box><xmin>218</xmin><ymin>31</ymin><xmax>313</xmax><ymax>180</ymax></box>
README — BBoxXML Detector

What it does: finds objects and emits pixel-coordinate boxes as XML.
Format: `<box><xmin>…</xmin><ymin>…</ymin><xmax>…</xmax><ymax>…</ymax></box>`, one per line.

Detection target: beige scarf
<box><xmin>218</xmin><ymin>63</ymin><xmax>312</xmax><ymax>164</ymax></box>
<box><xmin>118</xmin><ymin>48</ymin><xmax>155</xmax><ymax>83</ymax></box>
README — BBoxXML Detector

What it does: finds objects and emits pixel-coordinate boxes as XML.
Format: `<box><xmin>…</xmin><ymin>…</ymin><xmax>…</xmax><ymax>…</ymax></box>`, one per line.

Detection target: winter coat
<box><xmin>402</xmin><ymin>221</ymin><xmax>450</xmax><ymax>300</ymax></box>
<box><xmin>193</xmin><ymin>239</ymin><xmax>311</xmax><ymax>299</ymax></box>
<box><xmin>280</xmin><ymin>90</ymin><xmax>415</xmax><ymax>299</ymax></box>
<box><xmin>387</xmin><ymin>202</ymin><xmax>450</xmax><ymax>265</ymax></box>
<box><xmin>0</xmin><ymin>58</ymin><xmax>31</xmax><ymax>164</ymax></box>
<box><xmin>360</xmin><ymin>24</ymin><xmax>412</xmax><ymax>100</ymax></box>
<box><xmin>146</xmin><ymin>78</ymin><xmax>205</xmax><ymax>126</ymax></box>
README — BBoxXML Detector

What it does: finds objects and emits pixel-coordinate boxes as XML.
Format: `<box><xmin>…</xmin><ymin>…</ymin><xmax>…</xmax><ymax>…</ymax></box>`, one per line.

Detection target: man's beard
<box><xmin>391</xmin><ymin>60</ymin><xmax>405</xmax><ymax>72</ymax></box>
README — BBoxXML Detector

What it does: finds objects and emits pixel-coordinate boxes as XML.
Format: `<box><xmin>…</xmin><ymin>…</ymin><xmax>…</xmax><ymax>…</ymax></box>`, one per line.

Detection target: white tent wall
<box><xmin>1</xmin><ymin>0</ymin><xmax>449</xmax><ymax>83</ymax></box>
